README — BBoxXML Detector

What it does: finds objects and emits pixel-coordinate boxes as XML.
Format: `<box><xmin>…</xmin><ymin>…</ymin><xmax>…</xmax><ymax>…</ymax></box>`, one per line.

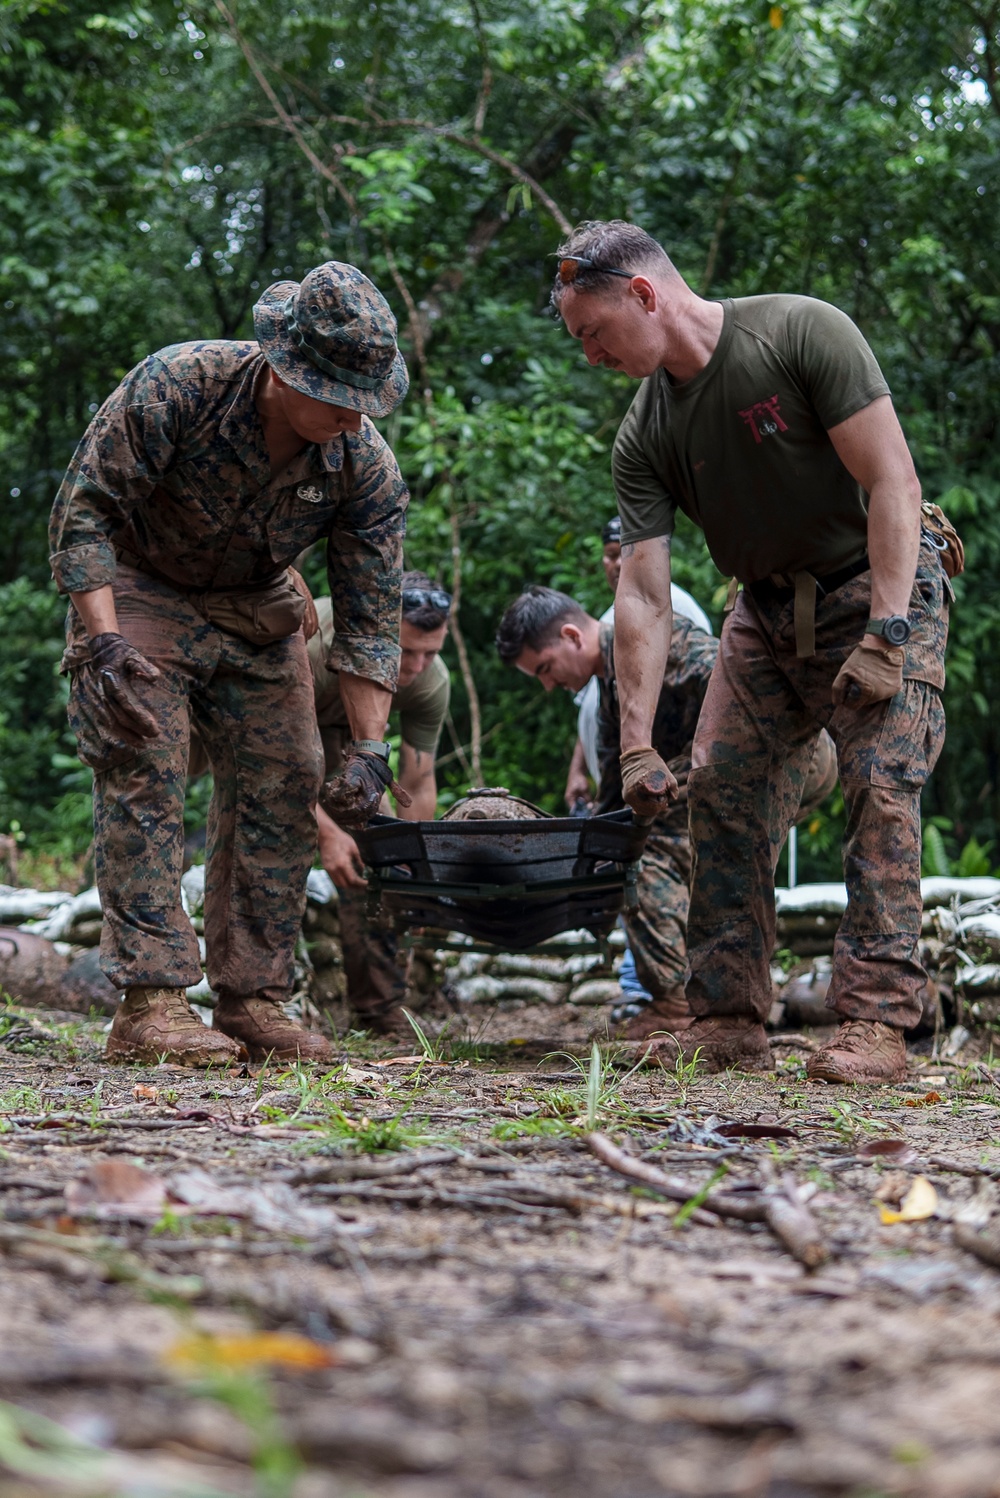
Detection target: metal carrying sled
<box><xmin>353</xmin><ymin>805</ymin><xmax>648</xmax><ymax>950</ymax></box>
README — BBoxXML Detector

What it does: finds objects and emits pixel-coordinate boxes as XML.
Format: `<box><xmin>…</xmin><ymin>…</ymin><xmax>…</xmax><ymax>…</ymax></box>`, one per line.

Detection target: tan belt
<box><xmin>729</xmin><ymin>570</ymin><xmax>817</xmax><ymax>656</ymax></box>
<box><xmin>760</xmin><ymin>571</ymin><xmax>817</xmax><ymax>658</ymax></box>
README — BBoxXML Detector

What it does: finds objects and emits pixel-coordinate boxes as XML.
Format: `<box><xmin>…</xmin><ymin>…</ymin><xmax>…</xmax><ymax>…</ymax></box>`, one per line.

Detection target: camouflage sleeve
<box><xmin>663</xmin><ymin>617</ymin><xmax>719</xmax><ymax>698</ymax></box>
<box><xmin>48</xmin><ymin>356</ymin><xmax>183</xmax><ymax>594</ymax></box>
<box><xmin>594</xmin><ymin>678</ymin><xmax>624</xmax><ymax>816</ymax></box>
<box><xmin>325</xmin><ymin>423</ymin><xmax>409</xmax><ymax>691</ymax></box>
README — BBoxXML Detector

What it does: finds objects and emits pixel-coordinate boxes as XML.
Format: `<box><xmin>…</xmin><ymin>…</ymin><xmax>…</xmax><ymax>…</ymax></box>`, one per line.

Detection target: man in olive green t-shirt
<box><xmin>310</xmin><ymin>573</ymin><xmax>451</xmax><ymax>1032</ymax></box>
<box><xmin>551</xmin><ymin>220</ymin><xmax>950</xmax><ymax>1085</ymax></box>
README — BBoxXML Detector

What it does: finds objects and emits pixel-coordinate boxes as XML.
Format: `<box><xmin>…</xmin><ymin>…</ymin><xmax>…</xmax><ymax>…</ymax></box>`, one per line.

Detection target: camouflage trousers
<box><xmin>66</xmin><ymin>567</ymin><xmax>324</xmax><ymax>1003</ymax></box>
<box><xmin>624</xmin><ymin>734</ymin><xmax>835</xmax><ymax>1007</ymax></box>
<box><xmin>324</xmin><ymin>728</ymin><xmax>407</xmax><ymax>1020</ymax></box>
<box><xmin>623</xmin><ymin>791</ymin><xmax>692</xmax><ymax>1004</ymax></box>
<box><xmin>686</xmin><ymin>541</ymin><xmax>948</xmax><ymax>1028</ymax></box>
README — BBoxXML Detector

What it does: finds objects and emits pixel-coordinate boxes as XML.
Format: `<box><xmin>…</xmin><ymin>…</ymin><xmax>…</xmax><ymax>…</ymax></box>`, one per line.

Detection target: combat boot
<box><xmin>351</xmin><ymin>1004</ymin><xmax>417</xmax><ymax>1039</ymax></box>
<box><xmin>213</xmin><ymin>994</ymin><xmax>334</xmax><ymax>1063</ymax></box>
<box><xmin>106</xmin><ymin>987</ymin><xmax>247</xmax><ymax>1067</ymax></box>
<box><xmin>806</xmin><ymin>1020</ymin><xmax>907</xmax><ymax>1084</ymax></box>
<box><xmin>635</xmin><ymin>1015</ymin><xmax>774</xmax><ymax>1074</ymax></box>
<box><xmin>618</xmin><ymin>992</ymin><xmax>694</xmax><ymax>1042</ymax></box>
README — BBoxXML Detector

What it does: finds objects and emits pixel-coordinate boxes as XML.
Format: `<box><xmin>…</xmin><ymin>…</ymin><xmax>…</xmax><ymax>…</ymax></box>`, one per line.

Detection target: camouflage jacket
<box><xmin>48</xmin><ymin>341</ymin><xmax>408</xmax><ymax>688</ymax></box>
<box><xmin>595</xmin><ymin>615</ymin><xmax>719</xmax><ymax>814</ymax></box>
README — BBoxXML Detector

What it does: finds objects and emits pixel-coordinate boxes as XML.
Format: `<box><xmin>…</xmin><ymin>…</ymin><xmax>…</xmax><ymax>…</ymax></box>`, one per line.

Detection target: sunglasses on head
<box><xmin>402</xmin><ymin>587</ymin><xmax>452</xmax><ymax>615</ymax></box>
<box><xmin>556</xmin><ymin>256</ymin><xmax>635</xmax><ymax>285</ymax></box>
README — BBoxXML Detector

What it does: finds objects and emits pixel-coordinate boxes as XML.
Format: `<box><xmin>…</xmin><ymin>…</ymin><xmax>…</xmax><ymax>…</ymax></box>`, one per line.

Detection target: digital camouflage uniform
<box><xmin>49</xmin><ymin>340</ymin><xmax>407</xmax><ymax>1008</ymax></box>
<box><xmin>308</xmin><ymin>596</ymin><xmax>450</xmax><ymax>1022</ymax></box>
<box><xmin>595</xmin><ymin>616</ymin><xmax>718</xmax><ymax>1006</ymax></box>
<box><xmin>687</xmin><ymin>541</ymin><xmax>947</xmax><ymax>1028</ymax></box>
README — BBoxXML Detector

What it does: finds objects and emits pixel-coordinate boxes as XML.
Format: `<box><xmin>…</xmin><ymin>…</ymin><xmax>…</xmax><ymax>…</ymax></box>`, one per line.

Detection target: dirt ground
<box><xmin>2</xmin><ymin>995</ymin><xmax>1000</xmax><ymax>1498</ymax></box>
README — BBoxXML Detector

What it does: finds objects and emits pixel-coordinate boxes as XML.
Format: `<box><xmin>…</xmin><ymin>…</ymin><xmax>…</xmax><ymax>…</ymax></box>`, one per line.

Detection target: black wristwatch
<box><xmin>352</xmin><ymin>739</ymin><xmax>392</xmax><ymax>762</ymax></box>
<box><xmin>865</xmin><ymin>615</ymin><xmax>911</xmax><ymax>647</ymax></box>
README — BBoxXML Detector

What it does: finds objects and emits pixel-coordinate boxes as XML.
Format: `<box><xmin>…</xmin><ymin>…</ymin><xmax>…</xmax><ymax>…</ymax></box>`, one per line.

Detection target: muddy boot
<box><xmin>806</xmin><ymin>1020</ymin><xmax>907</xmax><ymax>1084</ymax></box>
<box><xmin>352</xmin><ymin>1004</ymin><xmax>418</xmax><ymax>1039</ymax></box>
<box><xmin>636</xmin><ymin>1015</ymin><xmax>774</xmax><ymax>1074</ymax></box>
<box><xmin>106</xmin><ymin>987</ymin><xmax>247</xmax><ymax>1067</ymax></box>
<box><xmin>618</xmin><ymin>992</ymin><xmax>694</xmax><ymax>1042</ymax></box>
<box><xmin>213</xmin><ymin>994</ymin><xmax>334</xmax><ymax>1063</ymax></box>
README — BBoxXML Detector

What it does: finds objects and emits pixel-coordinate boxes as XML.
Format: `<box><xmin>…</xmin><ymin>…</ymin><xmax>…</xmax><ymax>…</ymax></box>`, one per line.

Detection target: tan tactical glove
<box><xmin>831</xmin><ymin>640</ymin><xmax>904</xmax><ymax>709</ymax></box>
<box><xmin>620</xmin><ymin>747</ymin><xmax>678</xmax><ymax>819</ymax></box>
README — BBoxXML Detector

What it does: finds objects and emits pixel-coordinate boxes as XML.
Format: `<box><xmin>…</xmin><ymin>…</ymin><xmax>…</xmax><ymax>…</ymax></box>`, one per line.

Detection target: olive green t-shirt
<box><xmin>308</xmin><ymin>594</ymin><xmax>450</xmax><ymax>773</ymax></box>
<box><xmin>612</xmin><ymin>294</ymin><xmax>890</xmax><ymax>583</ymax></box>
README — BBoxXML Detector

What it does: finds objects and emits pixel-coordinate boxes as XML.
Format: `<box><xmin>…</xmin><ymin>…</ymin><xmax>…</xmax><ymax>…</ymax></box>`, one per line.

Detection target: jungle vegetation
<box><xmin>1</xmin><ymin>0</ymin><xmax>998</xmax><ymax>882</ymax></box>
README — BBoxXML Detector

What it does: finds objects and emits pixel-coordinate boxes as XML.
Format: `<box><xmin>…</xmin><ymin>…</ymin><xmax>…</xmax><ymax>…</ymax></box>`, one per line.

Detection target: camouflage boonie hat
<box><xmin>253</xmin><ymin>261</ymin><xmax>409</xmax><ymax>418</ymax></box>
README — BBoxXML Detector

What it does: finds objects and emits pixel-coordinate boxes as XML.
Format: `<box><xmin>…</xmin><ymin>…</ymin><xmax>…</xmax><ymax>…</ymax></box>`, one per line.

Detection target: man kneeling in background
<box><xmin>311</xmin><ymin>571</ymin><xmax>451</xmax><ymax>1035</ymax></box>
<box><xmin>497</xmin><ymin>585</ymin><xmax>837</xmax><ymax>1045</ymax></box>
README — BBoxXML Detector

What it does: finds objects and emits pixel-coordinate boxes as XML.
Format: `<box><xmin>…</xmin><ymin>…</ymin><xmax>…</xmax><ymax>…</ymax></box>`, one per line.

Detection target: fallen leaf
<box><xmin>164</xmin><ymin>1330</ymin><xmax>337</xmax><ymax>1373</ymax></box>
<box><xmin>168</xmin><ymin>1167</ymin><xmax>350</xmax><ymax>1237</ymax></box>
<box><xmin>65</xmin><ymin>1160</ymin><xmax>169</xmax><ymax>1220</ymax></box>
<box><xmin>879</xmin><ymin>1174</ymin><xmax>938</xmax><ymax>1224</ymax></box>
<box><xmin>904</xmin><ymin>1091</ymin><xmax>944</xmax><ymax>1108</ymax></box>
<box><xmin>132</xmin><ymin>1085</ymin><xmax>159</xmax><ymax>1102</ymax></box>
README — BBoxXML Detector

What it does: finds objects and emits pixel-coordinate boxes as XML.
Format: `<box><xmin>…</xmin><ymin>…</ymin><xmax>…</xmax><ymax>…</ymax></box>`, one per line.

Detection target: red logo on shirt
<box><xmin>738</xmin><ymin>394</ymin><xmax>788</xmax><ymax>444</ymax></box>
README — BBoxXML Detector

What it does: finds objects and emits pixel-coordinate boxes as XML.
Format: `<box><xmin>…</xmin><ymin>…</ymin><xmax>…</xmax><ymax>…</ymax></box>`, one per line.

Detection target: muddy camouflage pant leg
<box><xmin>324</xmin><ymin>730</ymin><xmax>407</xmax><ymax>1021</ymax></box>
<box><xmin>686</xmin><ymin>610</ymin><xmax>818</xmax><ymax>1021</ymax></box>
<box><xmin>192</xmin><ymin>630</ymin><xmax>323</xmax><ymax>1007</ymax></box>
<box><xmin>69</xmin><ymin>568</ymin><xmax>323</xmax><ymax>1002</ymax></box>
<box><xmin>337</xmin><ymin>888</ymin><xmax>407</xmax><ymax>1020</ymax></box>
<box><xmin>622</xmin><ymin>798</ymin><xmax>692</xmax><ymax>1005</ymax></box>
<box><xmin>825</xmin><ymin>683</ymin><xmax>945</xmax><ymax>1025</ymax></box>
<box><xmin>687</xmin><ymin>546</ymin><xmax>948</xmax><ymax>1028</ymax></box>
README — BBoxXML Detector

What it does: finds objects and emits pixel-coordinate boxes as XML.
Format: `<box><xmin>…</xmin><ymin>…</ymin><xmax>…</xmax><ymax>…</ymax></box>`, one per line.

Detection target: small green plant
<box><xmin>401</xmin><ymin>1006</ymin><xmax>451</xmax><ymax>1062</ymax></box>
<box><xmin>673</xmin><ymin>1163</ymin><xmax>728</xmax><ymax>1227</ymax></box>
<box><xmin>310</xmin><ymin>1108</ymin><xmax>445</xmax><ymax>1154</ymax></box>
<box><xmin>669</xmin><ymin>1046</ymin><xmax>703</xmax><ymax>1103</ymax></box>
<box><xmin>491</xmin><ymin>1116</ymin><xmax>576</xmax><ymax>1140</ymax></box>
<box><xmin>86</xmin><ymin>1079</ymin><xmax>104</xmax><ymax>1128</ymax></box>
<box><xmin>0</xmin><ymin>1084</ymin><xmax>43</xmax><ymax>1113</ymax></box>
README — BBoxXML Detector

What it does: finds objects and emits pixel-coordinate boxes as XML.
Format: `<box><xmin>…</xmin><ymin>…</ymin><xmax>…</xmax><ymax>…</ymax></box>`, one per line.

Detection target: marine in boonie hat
<box><xmin>253</xmin><ymin>261</ymin><xmax>409</xmax><ymax>419</ymax></box>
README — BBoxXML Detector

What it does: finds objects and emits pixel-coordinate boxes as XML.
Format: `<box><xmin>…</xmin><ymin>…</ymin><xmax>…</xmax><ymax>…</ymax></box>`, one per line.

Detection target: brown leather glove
<box><xmin>620</xmin><ymin>747</ymin><xmax>678</xmax><ymax>819</ymax></box>
<box><xmin>831</xmin><ymin>640</ymin><xmax>904</xmax><ymax>709</ymax></box>
<box><xmin>87</xmin><ymin>632</ymin><xmax>161</xmax><ymax>738</ymax></box>
<box><xmin>320</xmin><ymin>751</ymin><xmax>413</xmax><ymax>830</ymax></box>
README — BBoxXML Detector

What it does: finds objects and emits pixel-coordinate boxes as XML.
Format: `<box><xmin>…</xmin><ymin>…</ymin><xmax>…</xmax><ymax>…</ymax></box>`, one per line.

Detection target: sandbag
<box><xmin>0</xmin><ymin>927</ymin><xmax>70</xmax><ymax>1008</ymax></box>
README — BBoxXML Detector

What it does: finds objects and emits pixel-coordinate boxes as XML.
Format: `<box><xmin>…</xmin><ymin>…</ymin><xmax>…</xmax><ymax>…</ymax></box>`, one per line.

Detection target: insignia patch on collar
<box><xmin>296</xmin><ymin>484</ymin><xmax>325</xmax><ymax>504</ymax></box>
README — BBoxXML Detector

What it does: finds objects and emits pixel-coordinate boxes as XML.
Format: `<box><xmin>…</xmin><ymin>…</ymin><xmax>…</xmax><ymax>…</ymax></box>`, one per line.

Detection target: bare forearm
<box><xmin>70</xmin><ymin>585</ymin><xmax>118</xmax><ymax>638</ymax></box>
<box><xmin>398</xmin><ymin>743</ymin><xmax>436</xmax><ymax>820</ymax></box>
<box><xmin>338</xmin><ymin>671</ymin><xmax>393</xmax><ymax>742</ymax></box>
<box><xmin>616</xmin><ymin>540</ymin><xmax>674</xmax><ymax>751</ymax></box>
<box><xmin>867</xmin><ymin>477</ymin><xmax>922</xmax><ymax>620</ymax></box>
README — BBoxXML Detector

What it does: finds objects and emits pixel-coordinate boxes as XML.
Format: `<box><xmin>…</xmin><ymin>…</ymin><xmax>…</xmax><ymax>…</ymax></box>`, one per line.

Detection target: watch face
<box><xmin>884</xmin><ymin>616</ymin><xmax>911</xmax><ymax>646</ymax></box>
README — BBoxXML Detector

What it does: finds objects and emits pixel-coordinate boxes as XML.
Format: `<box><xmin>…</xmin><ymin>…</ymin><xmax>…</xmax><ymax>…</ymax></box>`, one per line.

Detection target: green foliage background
<box><xmin>1</xmin><ymin>0</ymin><xmax>999</xmax><ymax>881</ymax></box>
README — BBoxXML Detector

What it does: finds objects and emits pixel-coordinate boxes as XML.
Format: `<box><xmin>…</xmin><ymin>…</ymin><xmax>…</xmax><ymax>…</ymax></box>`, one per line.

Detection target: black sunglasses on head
<box><xmin>402</xmin><ymin>587</ymin><xmax>452</xmax><ymax>615</ymax></box>
<box><xmin>557</xmin><ymin>256</ymin><xmax>634</xmax><ymax>285</ymax></box>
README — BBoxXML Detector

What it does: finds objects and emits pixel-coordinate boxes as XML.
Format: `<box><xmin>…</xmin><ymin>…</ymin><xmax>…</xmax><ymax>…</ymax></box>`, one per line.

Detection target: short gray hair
<box><xmin>551</xmin><ymin>220</ymin><xmax>678</xmax><ymax>305</ymax></box>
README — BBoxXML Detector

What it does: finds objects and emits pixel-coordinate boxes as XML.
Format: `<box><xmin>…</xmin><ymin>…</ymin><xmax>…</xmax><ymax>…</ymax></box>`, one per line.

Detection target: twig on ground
<box><xmin>285</xmin><ymin>1148</ymin><xmax>458</xmax><ymax>1187</ymax></box>
<box><xmin>761</xmin><ymin>1174</ymin><xmax>829</xmax><ymax>1270</ymax></box>
<box><xmin>586</xmin><ymin>1131</ymin><xmax>766</xmax><ymax>1223</ymax></box>
<box><xmin>953</xmin><ymin>1222</ymin><xmax>1000</xmax><ymax>1270</ymax></box>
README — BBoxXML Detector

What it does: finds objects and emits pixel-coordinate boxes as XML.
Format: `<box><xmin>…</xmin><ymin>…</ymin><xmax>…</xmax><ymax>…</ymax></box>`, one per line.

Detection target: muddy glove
<box><xmin>87</xmin><ymin>632</ymin><xmax>161</xmax><ymax>738</ymax></box>
<box><xmin>620</xmin><ymin>747</ymin><xmax>678</xmax><ymax>820</ymax></box>
<box><xmin>831</xmin><ymin>641</ymin><xmax>904</xmax><ymax>709</ymax></box>
<box><xmin>320</xmin><ymin>751</ymin><xmax>413</xmax><ymax>830</ymax></box>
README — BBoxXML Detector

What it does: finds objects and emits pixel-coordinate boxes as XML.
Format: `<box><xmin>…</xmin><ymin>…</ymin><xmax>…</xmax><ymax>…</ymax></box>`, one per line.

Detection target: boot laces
<box><xmin>834</xmin><ymin>1019</ymin><xmax>890</xmax><ymax>1054</ymax></box>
